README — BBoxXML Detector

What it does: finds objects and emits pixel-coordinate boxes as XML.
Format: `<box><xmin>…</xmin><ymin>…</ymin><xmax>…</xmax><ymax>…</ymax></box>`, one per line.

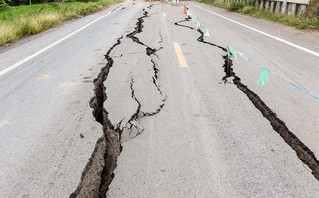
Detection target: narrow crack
<box><xmin>159</xmin><ymin>31</ymin><xmax>163</xmax><ymax>44</ymax></box>
<box><xmin>123</xmin><ymin>77</ymin><xmax>144</xmax><ymax>139</ymax></box>
<box><xmin>151</xmin><ymin>59</ymin><xmax>165</xmax><ymax>97</ymax></box>
<box><xmin>126</xmin><ymin>11</ymin><xmax>162</xmax><ymax>58</ymax></box>
<box><xmin>174</xmin><ymin>17</ymin><xmax>194</xmax><ymax>30</ymax></box>
<box><xmin>121</xmin><ymin>10</ymin><xmax>167</xmax><ymax>139</ymax></box>
<box><xmin>197</xmin><ymin>29</ymin><xmax>235</xmax><ymax>82</ymax></box>
<box><xmin>197</xmin><ymin>29</ymin><xmax>227</xmax><ymax>52</ymax></box>
<box><xmin>122</xmin><ymin>75</ymin><xmax>166</xmax><ymax>139</ymax></box>
<box><xmin>152</xmin><ymin>59</ymin><xmax>159</xmax><ymax>80</ymax></box>
<box><xmin>175</xmin><ymin>18</ymin><xmax>319</xmax><ymax>181</ymax></box>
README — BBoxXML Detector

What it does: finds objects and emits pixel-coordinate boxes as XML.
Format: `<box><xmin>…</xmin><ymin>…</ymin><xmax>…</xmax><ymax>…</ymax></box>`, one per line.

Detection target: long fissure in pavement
<box><xmin>175</xmin><ymin>17</ymin><xmax>319</xmax><ymax>181</ymax></box>
<box><xmin>70</xmin><ymin>36</ymin><xmax>123</xmax><ymax>198</ymax></box>
<box><xmin>70</xmin><ymin>7</ymin><xmax>166</xmax><ymax>197</ymax></box>
<box><xmin>123</xmin><ymin>10</ymin><xmax>166</xmax><ymax>139</ymax></box>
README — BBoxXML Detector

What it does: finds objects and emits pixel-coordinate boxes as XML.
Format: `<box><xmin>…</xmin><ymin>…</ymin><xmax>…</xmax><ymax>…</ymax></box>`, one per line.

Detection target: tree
<box><xmin>0</xmin><ymin>0</ymin><xmax>10</xmax><ymax>8</ymax></box>
<box><xmin>305</xmin><ymin>0</ymin><xmax>319</xmax><ymax>21</ymax></box>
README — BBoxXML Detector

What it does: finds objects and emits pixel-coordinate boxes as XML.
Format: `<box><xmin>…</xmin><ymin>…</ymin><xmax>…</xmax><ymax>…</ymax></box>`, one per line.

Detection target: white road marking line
<box><xmin>193</xmin><ymin>4</ymin><xmax>319</xmax><ymax>58</ymax></box>
<box><xmin>0</xmin><ymin>11</ymin><xmax>111</xmax><ymax>77</ymax></box>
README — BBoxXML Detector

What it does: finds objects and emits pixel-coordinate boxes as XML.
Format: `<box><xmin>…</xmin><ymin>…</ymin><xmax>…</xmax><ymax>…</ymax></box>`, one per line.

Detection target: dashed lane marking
<box><xmin>37</xmin><ymin>74</ymin><xmax>50</xmax><ymax>79</ymax></box>
<box><xmin>173</xmin><ymin>42</ymin><xmax>188</xmax><ymax>68</ymax></box>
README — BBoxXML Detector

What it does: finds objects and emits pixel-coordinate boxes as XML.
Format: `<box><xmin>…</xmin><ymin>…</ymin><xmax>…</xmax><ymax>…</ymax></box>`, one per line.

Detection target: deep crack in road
<box><xmin>70</xmin><ymin>7</ymin><xmax>167</xmax><ymax>197</ymax></box>
<box><xmin>175</xmin><ymin>15</ymin><xmax>319</xmax><ymax>181</ymax></box>
<box><xmin>1</xmin><ymin>2</ymin><xmax>319</xmax><ymax>197</ymax></box>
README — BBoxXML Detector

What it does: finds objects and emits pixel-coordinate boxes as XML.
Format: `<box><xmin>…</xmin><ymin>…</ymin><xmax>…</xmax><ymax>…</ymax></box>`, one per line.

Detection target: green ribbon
<box><xmin>172</xmin><ymin>0</ymin><xmax>176</xmax><ymax>4</ymax></box>
<box><xmin>192</xmin><ymin>14</ymin><xmax>196</xmax><ymax>23</ymax></box>
<box><xmin>317</xmin><ymin>100</ymin><xmax>319</xmax><ymax>105</ymax></box>
<box><xmin>227</xmin><ymin>46</ymin><xmax>236</xmax><ymax>59</ymax></box>
<box><xmin>257</xmin><ymin>68</ymin><xmax>269</xmax><ymax>86</ymax></box>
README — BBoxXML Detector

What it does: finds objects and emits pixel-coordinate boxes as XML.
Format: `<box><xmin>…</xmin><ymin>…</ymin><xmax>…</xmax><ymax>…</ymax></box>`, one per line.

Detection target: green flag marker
<box><xmin>257</xmin><ymin>68</ymin><xmax>269</xmax><ymax>86</ymax></box>
<box><xmin>202</xmin><ymin>26</ymin><xmax>210</xmax><ymax>37</ymax></box>
<box><xmin>317</xmin><ymin>100</ymin><xmax>319</xmax><ymax>105</ymax></box>
<box><xmin>227</xmin><ymin>46</ymin><xmax>236</xmax><ymax>59</ymax></box>
<box><xmin>192</xmin><ymin>14</ymin><xmax>196</xmax><ymax>23</ymax></box>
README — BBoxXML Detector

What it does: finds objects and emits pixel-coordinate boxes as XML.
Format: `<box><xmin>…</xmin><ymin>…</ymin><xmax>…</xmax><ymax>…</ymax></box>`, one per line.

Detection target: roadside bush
<box><xmin>198</xmin><ymin>0</ymin><xmax>215</xmax><ymax>3</ymax></box>
<box><xmin>75</xmin><ymin>0</ymin><xmax>101</xmax><ymax>2</ymax></box>
<box><xmin>229</xmin><ymin>2</ymin><xmax>244</xmax><ymax>11</ymax></box>
<box><xmin>245</xmin><ymin>0</ymin><xmax>255</xmax><ymax>6</ymax></box>
<box><xmin>241</xmin><ymin>5</ymin><xmax>255</xmax><ymax>14</ymax></box>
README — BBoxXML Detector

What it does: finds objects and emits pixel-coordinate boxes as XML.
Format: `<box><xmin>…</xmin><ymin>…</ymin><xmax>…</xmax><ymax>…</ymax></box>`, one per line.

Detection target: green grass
<box><xmin>0</xmin><ymin>0</ymin><xmax>121</xmax><ymax>46</ymax></box>
<box><xmin>196</xmin><ymin>0</ymin><xmax>319</xmax><ymax>30</ymax></box>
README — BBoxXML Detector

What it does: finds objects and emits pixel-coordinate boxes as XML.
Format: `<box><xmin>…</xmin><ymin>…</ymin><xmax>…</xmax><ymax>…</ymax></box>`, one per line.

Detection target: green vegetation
<box><xmin>229</xmin><ymin>2</ymin><xmax>243</xmax><ymax>11</ymax></box>
<box><xmin>0</xmin><ymin>0</ymin><xmax>121</xmax><ymax>46</ymax></box>
<box><xmin>196</xmin><ymin>0</ymin><xmax>319</xmax><ymax>30</ymax></box>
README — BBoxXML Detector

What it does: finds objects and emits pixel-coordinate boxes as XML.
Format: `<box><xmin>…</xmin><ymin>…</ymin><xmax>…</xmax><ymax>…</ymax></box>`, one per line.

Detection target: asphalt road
<box><xmin>0</xmin><ymin>1</ymin><xmax>319</xmax><ymax>197</ymax></box>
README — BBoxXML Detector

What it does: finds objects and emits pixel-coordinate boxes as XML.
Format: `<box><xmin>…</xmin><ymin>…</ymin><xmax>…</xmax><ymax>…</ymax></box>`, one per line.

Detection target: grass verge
<box><xmin>196</xmin><ymin>0</ymin><xmax>319</xmax><ymax>31</ymax></box>
<box><xmin>0</xmin><ymin>0</ymin><xmax>121</xmax><ymax>46</ymax></box>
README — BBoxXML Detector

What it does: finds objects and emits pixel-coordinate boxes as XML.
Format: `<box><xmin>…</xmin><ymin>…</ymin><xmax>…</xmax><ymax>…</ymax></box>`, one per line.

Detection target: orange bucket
<box><xmin>183</xmin><ymin>5</ymin><xmax>186</xmax><ymax>14</ymax></box>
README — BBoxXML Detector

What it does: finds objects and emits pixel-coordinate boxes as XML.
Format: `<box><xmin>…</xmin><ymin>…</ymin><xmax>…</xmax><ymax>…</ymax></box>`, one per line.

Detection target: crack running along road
<box><xmin>70</xmin><ymin>8</ymin><xmax>167</xmax><ymax>197</ymax></box>
<box><xmin>107</xmin><ymin>3</ymin><xmax>319</xmax><ymax>197</ymax></box>
<box><xmin>179</xmin><ymin>13</ymin><xmax>319</xmax><ymax>182</ymax></box>
<box><xmin>1</xmin><ymin>2</ymin><xmax>319</xmax><ymax>197</ymax></box>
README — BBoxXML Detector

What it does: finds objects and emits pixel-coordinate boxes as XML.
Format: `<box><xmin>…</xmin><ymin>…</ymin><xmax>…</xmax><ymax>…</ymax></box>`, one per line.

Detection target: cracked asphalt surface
<box><xmin>0</xmin><ymin>1</ymin><xmax>319</xmax><ymax>197</ymax></box>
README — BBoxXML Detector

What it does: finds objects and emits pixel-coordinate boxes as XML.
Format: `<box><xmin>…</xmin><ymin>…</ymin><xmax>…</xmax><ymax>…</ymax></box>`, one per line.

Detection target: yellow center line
<box><xmin>162</xmin><ymin>12</ymin><xmax>167</xmax><ymax>17</ymax></box>
<box><xmin>173</xmin><ymin>42</ymin><xmax>188</xmax><ymax>68</ymax></box>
